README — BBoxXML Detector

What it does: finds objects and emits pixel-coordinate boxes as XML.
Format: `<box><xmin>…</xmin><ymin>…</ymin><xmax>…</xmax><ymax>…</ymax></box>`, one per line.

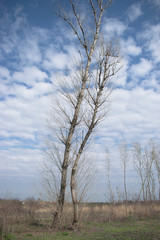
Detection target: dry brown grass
<box><xmin>0</xmin><ymin>199</ymin><xmax>160</xmax><ymax>234</ymax></box>
<box><xmin>0</xmin><ymin>199</ymin><xmax>160</xmax><ymax>239</ymax></box>
<box><xmin>76</xmin><ymin>201</ymin><xmax>160</xmax><ymax>223</ymax></box>
<box><xmin>33</xmin><ymin>200</ymin><xmax>160</xmax><ymax>228</ymax></box>
<box><xmin>0</xmin><ymin>199</ymin><xmax>23</xmax><ymax>238</ymax></box>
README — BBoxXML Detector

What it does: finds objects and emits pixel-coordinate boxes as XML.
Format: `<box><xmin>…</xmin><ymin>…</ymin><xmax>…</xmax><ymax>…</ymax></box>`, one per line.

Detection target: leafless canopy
<box><xmin>43</xmin><ymin>0</ymin><xmax>121</xmax><ymax>227</ymax></box>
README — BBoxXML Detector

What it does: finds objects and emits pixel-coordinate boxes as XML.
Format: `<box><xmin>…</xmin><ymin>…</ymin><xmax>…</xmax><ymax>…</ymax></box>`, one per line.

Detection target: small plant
<box><xmin>25</xmin><ymin>233</ymin><xmax>33</xmax><ymax>237</ymax></box>
<box><xmin>62</xmin><ymin>232</ymin><xmax>69</xmax><ymax>236</ymax></box>
<box><xmin>25</xmin><ymin>198</ymin><xmax>39</xmax><ymax>225</ymax></box>
<box><xmin>3</xmin><ymin>233</ymin><xmax>16</xmax><ymax>240</ymax></box>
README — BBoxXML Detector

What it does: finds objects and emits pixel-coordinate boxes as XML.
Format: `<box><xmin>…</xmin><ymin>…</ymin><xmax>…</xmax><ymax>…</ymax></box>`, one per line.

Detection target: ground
<box><xmin>5</xmin><ymin>218</ymin><xmax>160</xmax><ymax>240</ymax></box>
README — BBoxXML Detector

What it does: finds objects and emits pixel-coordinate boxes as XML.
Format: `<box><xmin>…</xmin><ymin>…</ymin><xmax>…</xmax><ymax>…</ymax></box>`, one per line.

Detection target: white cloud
<box><xmin>142</xmin><ymin>24</ymin><xmax>160</xmax><ymax>63</ymax></box>
<box><xmin>104</xmin><ymin>18</ymin><xmax>126</xmax><ymax>37</ymax></box>
<box><xmin>130</xmin><ymin>58</ymin><xmax>153</xmax><ymax>78</ymax></box>
<box><xmin>0</xmin><ymin>66</ymin><xmax>10</xmax><ymax>80</ymax></box>
<box><xmin>44</xmin><ymin>50</ymin><xmax>68</xmax><ymax>70</ymax></box>
<box><xmin>12</xmin><ymin>66</ymin><xmax>48</xmax><ymax>85</ymax></box>
<box><xmin>43</xmin><ymin>45</ymin><xmax>79</xmax><ymax>70</ymax></box>
<box><xmin>0</xmin><ymin>68</ymin><xmax>51</xmax><ymax>146</ymax></box>
<box><xmin>112</xmin><ymin>59</ymin><xmax>128</xmax><ymax>87</ymax></box>
<box><xmin>0</xmin><ymin>148</ymin><xmax>42</xmax><ymax>175</ymax></box>
<box><xmin>0</xmin><ymin>6</ymin><xmax>51</xmax><ymax>66</ymax></box>
<box><xmin>18</xmin><ymin>38</ymin><xmax>42</xmax><ymax>64</ymax></box>
<box><xmin>127</xmin><ymin>3</ymin><xmax>142</xmax><ymax>22</ymax></box>
<box><xmin>0</xmin><ymin>94</ymin><xmax>49</xmax><ymax>143</ymax></box>
<box><xmin>94</xmin><ymin>87</ymin><xmax>160</xmax><ymax>148</ymax></box>
<box><xmin>0</xmin><ymin>7</ymin><xmax>26</xmax><ymax>55</ymax></box>
<box><xmin>140</xmin><ymin>70</ymin><xmax>160</xmax><ymax>92</ymax></box>
<box><xmin>32</xmin><ymin>82</ymin><xmax>52</xmax><ymax>95</ymax></box>
<box><xmin>121</xmin><ymin>37</ymin><xmax>142</xmax><ymax>57</ymax></box>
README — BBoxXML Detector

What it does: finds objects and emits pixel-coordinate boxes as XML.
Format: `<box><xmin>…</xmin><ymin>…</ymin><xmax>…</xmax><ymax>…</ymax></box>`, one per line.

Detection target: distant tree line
<box><xmin>106</xmin><ymin>139</ymin><xmax>160</xmax><ymax>203</ymax></box>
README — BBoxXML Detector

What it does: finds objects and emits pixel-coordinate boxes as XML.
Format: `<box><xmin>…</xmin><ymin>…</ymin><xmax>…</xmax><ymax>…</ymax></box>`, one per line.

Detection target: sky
<box><xmin>0</xmin><ymin>0</ymin><xmax>160</xmax><ymax>201</ymax></box>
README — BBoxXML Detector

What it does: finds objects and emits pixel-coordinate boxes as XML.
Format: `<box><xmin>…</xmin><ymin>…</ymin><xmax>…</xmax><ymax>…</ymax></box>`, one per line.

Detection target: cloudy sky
<box><xmin>0</xmin><ymin>0</ymin><xmax>160</xmax><ymax>200</ymax></box>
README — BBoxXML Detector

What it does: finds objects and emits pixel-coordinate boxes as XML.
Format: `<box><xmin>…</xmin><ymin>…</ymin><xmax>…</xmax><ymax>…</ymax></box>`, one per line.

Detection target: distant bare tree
<box><xmin>105</xmin><ymin>147</ymin><xmax>114</xmax><ymax>203</ymax></box>
<box><xmin>150</xmin><ymin>140</ymin><xmax>160</xmax><ymax>200</ymax></box>
<box><xmin>132</xmin><ymin>141</ymin><xmax>155</xmax><ymax>201</ymax></box>
<box><xmin>132</xmin><ymin>142</ymin><xmax>146</xmax><ymax>201</ymax></box>
<box><xmin>143</xmin><ymin>142</ymin><xmax>155</xmax><ymax>201</ymax></box>
<box><xmin>119</xmin><ymin>142</ymin><xmax>128</xmax><ymax>203</ymax></box>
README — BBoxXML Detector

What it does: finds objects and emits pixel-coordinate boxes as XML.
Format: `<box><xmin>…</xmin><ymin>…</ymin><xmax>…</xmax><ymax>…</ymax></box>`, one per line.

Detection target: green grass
<box><xmin>10</xmin><ymin>218</ymin><xmax>160</xmax><ymax>240</ymax></box>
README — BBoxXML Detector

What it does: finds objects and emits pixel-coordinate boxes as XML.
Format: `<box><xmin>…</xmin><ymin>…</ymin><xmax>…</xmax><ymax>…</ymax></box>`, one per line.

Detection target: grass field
<box><xmin>4</xmin><ymin>218</ymin><xmax>160</xmax><ymax>240</ymax></box>
<box><xmin>0</xmin><ymin>200</ymin><xmax>160</xmax><ymax>240</ymax></box>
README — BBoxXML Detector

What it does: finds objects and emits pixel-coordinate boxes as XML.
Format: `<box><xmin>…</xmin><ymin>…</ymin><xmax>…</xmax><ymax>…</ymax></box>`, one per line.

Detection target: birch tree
<box><xmin>150</xmin><ymin>140</ymin><xmax>160</xmax><ymax>200</ymax></box>
<box><xmin>45</xmin><ymin>0</ymin><xmax>121</xmax><ymax>227</ymax></box>
<box><xmin>119</xmin><ymin>142</ymin><xmax>128</xmax><ymax>203</ymax></box>
<box><xmin>132</xmin><ymin>142</ymin><xmax>146</xmax><ymax>201</ymax></box>
<box><xmin>132</xmin><ymin>141</ymin><xmax>155</xmax><ymax>201</ymax></box>
<box><xmin>143</xmin><ymin>142</ymin><xmax>155</xmax><ymax>201</ymax></box>
<box><xmin>105</xmin><ymin>147</ymin><xmax>114</xmax><ymax>203</ymax></box>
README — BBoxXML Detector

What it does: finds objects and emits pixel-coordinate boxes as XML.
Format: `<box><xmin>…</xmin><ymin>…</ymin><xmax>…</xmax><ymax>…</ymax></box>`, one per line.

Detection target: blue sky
<box><xmin>0</xmin><ymin>0</ymin><xmax>160</xmax><ymax>200</ymax></box>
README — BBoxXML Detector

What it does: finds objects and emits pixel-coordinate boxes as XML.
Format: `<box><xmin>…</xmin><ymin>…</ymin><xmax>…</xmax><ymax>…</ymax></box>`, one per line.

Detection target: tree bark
<box><xmin>71</xmin><ymin>169</ymin><xmax>79</xmax><ymax>227</ymax></box>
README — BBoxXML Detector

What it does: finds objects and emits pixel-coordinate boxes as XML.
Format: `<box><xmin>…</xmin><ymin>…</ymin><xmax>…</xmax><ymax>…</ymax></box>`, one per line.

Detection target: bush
<box><xmin>0</xmin><ymin>199</ymin><xmax>22</xmax><ymax>239</ymax></box>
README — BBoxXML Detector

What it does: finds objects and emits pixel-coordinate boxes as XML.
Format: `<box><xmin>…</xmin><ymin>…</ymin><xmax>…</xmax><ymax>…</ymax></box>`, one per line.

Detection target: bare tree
<box><xmin>74</xmin><ymin>154</ymin><xmax>95</xmax><ymax>203</ymax></box>
<box><xmin>132</xmin><ymin>142</ymin><xmax>146</xmax><ymax>201</ymax></box>
<box><xmin>105</xmin><ymin>147</ymin><xmax>114</xmax><ymax>203</ymax></box>
<box><xmin>45</xmin><ymin>0</ymin><xmax>121</xmax><ymax>227</ymax></box>
<box><xmin>70</xmin><ymin>42</ymin><xmax>120</xmax><ymax>226</ymax></box>
<box><xmin>42</xmin><ymin>146</ymin><xmax>95</xmax><ymax>227</ymax></box>
<box><xmin>132</xmin><ymin>141</ymin><xmax>155</xmax><ymax>201</ymax></box>
<box><xmin>150</xmin><ymin>140</ymin><xmax>160</xmax><ymax>200</ymax></box>
<box><xmin>143</xmin><ymin>142</ymin><xmax>155</xmax><ymax>201</ymax></box>
<box><xmin>119</xmin><ymin>142</ymin><xmax>128</xmax><ymax>203</ymax></box>
<box><xmin>41</xmin><ymin>141</ymin><xmax>63</xmax><ymax>222</ymax></box>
